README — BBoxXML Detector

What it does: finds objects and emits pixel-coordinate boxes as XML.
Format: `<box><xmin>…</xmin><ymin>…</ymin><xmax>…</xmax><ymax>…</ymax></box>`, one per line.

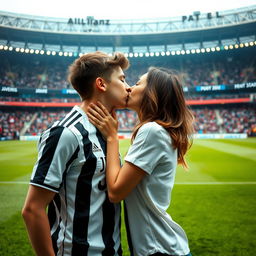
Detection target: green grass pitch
<box><xmin>0</xmin><ymin>138</ymin><xmax>256</xmax><ymax>255</ymax></box>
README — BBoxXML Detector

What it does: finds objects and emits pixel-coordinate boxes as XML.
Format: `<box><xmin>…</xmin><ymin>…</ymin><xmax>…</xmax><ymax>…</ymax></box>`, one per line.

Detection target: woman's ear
<box><xmin>95</xmin><ymin>77</ymin><xmax>107</xmax><ymax>92</ymax></box>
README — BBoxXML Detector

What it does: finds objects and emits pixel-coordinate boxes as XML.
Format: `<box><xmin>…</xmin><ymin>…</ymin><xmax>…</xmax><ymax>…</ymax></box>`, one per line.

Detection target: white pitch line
<box><xmin>0</xmin><ymin>181</ymin><xmax>256</xmax><ymax>185</ymax></box>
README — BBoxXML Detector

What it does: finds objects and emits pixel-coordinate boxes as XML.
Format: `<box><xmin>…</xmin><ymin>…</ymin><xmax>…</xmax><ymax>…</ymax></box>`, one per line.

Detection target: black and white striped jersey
<box><xmin>30</xmin><ymin>105</ymin><xmax>122</xmax><ymax>256</ymax></box>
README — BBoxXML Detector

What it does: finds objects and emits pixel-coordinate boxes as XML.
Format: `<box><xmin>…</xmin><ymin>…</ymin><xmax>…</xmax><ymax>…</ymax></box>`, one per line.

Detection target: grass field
<box><xmin>0</xmin><ymin>138</ymin><xmax>256</xmax><ymax>255</ymax></box>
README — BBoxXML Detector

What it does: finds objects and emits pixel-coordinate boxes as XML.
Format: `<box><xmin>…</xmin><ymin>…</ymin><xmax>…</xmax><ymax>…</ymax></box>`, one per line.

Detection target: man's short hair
<box><xmin>68</xmin><ymin>51</ymin><xmax>129</xmax><ymax>100</ymax></box>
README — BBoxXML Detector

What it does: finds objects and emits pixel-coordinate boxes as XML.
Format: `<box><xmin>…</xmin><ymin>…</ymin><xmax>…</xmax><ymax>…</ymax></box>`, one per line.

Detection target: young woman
<box><xmin>87</xmin><ymin>67</ymin><xmax>194</xmax><ymax>256</ymax></box>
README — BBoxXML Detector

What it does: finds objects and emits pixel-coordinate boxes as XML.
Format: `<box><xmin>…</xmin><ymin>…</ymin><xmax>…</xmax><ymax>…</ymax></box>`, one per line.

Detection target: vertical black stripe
<box><xmin>65</xmin><ymin>113</ymin><xmax>82</xmax><ymax>128</ymax></box>
<box><xmin>96</xmin><ymin>129</ymin><xmax>119</xmax><ymax>256</ymax></box>
<box><xmin>32</xmin><ymin>126</ymin><xmax>64</xmax><ymax>184</ymax></box>
<box><xmin>59</xmin><ymin>110</ymin><xmax>78</xmax><ymax>126</ymax></box>
<box><xmin>124</xmin><ymin>202</ymin><xmax>134</xmax><ymax>256</ymax></box>
<box><xmin>71</xmin><ymin>123</ymin><xmax>96</xmax><ymax>256</ymax></box>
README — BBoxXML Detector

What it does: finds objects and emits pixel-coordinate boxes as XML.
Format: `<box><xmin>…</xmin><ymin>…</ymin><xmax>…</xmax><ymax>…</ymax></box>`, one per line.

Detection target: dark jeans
<box><xmin>149</xmin><ymin>253</ymin><xmax>192</xmax><ymax>256</ymax></box>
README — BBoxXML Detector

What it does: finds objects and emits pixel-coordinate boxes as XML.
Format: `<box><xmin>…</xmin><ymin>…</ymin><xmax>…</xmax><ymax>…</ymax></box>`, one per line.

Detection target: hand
<box><xmin>87</xmin><ymin>102</ymin><xmax>118</xmax><ymax>141</ymax></box>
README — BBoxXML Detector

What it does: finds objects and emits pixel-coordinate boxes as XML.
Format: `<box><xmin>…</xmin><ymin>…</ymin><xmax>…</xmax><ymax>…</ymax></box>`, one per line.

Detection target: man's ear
<box><xmin>95</xmin><ymin>77</ymin><xmax>107</xmax><ymax>92</ymax></box>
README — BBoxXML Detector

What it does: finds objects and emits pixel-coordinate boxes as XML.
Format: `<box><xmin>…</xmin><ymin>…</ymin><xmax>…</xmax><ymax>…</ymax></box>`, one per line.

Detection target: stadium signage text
<box><xmin>68</xmin><ymin>17</ymin><xmax>110</xmax><ymax>26</ymax></box>
<box><xmin>1</xmin><ymin>86</ymin><xmax>18</xmax><ymax>93</ymax></box>
<box><xmin>182</xmin><ymin>12</ymin><xmax>222</xmax><ymax>22</ymax></box>
<box><xmin>35</xmin><ymin>88</ymin><xmax>48</xmax><ymax>94</ymax></box>
<box><xmin>234</xmin><ymin>82</ymin><xmax>256</xmax><ymax>89</ymax></box>
<box><xmin>196</xmin><ymin>85</ymin><xmax>226</xmax><ymax>92</ymax></box>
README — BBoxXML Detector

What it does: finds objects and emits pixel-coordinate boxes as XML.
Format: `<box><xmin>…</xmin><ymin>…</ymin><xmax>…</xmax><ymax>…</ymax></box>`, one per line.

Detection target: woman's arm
<box><xmin>87</xmin><ymin>102</ymin><xmax>146</xmax><ymax>203</ymax></box>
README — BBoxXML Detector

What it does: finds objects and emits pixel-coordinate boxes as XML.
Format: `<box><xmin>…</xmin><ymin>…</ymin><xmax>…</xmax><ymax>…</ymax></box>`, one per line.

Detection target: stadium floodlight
<box><xmin>196</xmin><ymin>49</ymin><xmax>200</xmax><ymax>54</ymax></box>
<box><xmin>8</xmin><ymin>46</ymin><xmax>13</xmax><ymax>51</ymax></box>
<box><xmin>206</xmin><ymin>48</ymin><xmax>210</xmax><ymax>52</ymax></box>
<box><xmin>240</xmin><ymin>43</ymin><xmax>244</xmax><ymax>48</ymax></box>
<box><xmin>64</xmin><ymin>52</ymin><xmax>68</xmax><ymax>56</ymax></box>
<box><xmin>166</xmin><ymin>51</ymin><xmax>170</xmax><ymax>56</ymax></box>
<box><xmin>129</xmin><ymin>53</ymin><xmax>133</xmax><ymax>57</ymax></box>
<box><xmin>30</xmin><ymin>49</ymin><xmax>34</xmax><ymax>54</ymax></box>
<box><xmin>155</xmin><ymin>52</ymin><xmax>160</xmax><ymax>56</ymax></box>
<box><xmin>191</xmin><ymin>49</ymin><xmax>196</xmax><ymax>54</ymax></box>
<box><xmin>4</xmin><ymin>46</ymin><xmax>8</xmax><ymax>50</ymax></box>
<box><xmin>176</xmin><ymin>50</ymin><xmax>181</xmax><ymax>55</ymax></box>
<box><xmin>134</xmin><ymin>53</ymin><xmax>139</xmax><ymax>57</ymax></box>
<box><xmin>69</xmin><ymin>52</ymin><xmax>73</xmax><ymax>57</ymax></box>
<box><xmin>224</xmin><ymin>45</ymin><xmax>229</xmax><ymax>50</ymax></box>
<box><xmin>249</xmin><ymin>42</ymin><xmax>254</xmax><ymax>46</ymax></box>
<box><xmin>161</xmin><ymin>51</ymin><xmax>165</xmax><ymax>56</ymax></box>
<box><xmin>139</xmin><ymin>53</ymin><xmax>144</xmax><ymax>57</ymax></box>
<box><xmin>40</xmin><ymin>50</ymin><xmax>44</xmax><ymax>55</ymax></box>
<box><xmin>0</xmin><ymin>45</ymin><xmax>3</xmax><ymax>50</ymax></box>
<box><xmin>186</xmin><ymin>50</ymin><xmax>190</xmax><ymax>54</ymax></box>
<box><xmin>46</xmin><ymin>50</ymin><xmax>51</xmax><ymax>55</ymax></box>
<box><xmin>254</xmin><ymin>41</ymin><xmax>256</xmax><ymax>45</ymax></box>
<box><xmin>171</xmin><ymin>51</ymin><xmax>175</xmax><ymax>55</ymax></box>
<box><xmin>244</xmin><ymin>42</ymin><xmax>249</xmax><ymax>47</ymax></box>
<box><xmin>59</xmin><ymin>52</ymin><xmax>63</xmax><ymax>56</ymax></box>
<box><xmin>145</xmin><ymin>52</ymin><xmax>150</xmax><ymax>57</ymax></box>
<box><xmin>25</xmin><ymin>49</ymin><xmax>29</xmax><ymax>53</ymax></box>
<box><xmin>20</xmin><ymin>48</ymin><xmax>25</xmax><ymax>53</ymax></box>
<box><xmin>201</xmin><ymin>48</ymin><xmax>206</xmax><ymax>53</ymax></box>
<box><xmin>150</xmin><ymin>52</ymin><xmax>154</xmax><ymax>57</ymax></box>
<box><xmin>52</xmin><ymin>51</ymin><xmax>56</xmax><ymax>56</ymax></box>
<box><xmin>216</xmin><ymin>46</ymin><xmax>221</xmax><ymax>51</ymax></box>
<box><xmin>235</xmin><ymin>44</ymin><xmax>239</xmax><ymax>49</ymax></box>
<box><xmin>15</xmin><ymin>47</ymin><xmax>20</xmax><ymax>52</ymax></box>
<box><xmin>35</xmin><ymin>49</ymin><xmax>39</xmax><ymax>54</ymax></box>
<box><xmin>211</xmin><ymin>47</ymin><xmax>215</xmax><ymax>52</ymax></box>
<box><xmin>181</xmin><ymin>50</ymin><xmax>185</xmax><ymax>55</ymax></box>
<box><xmin>229</xmin><ymin>45</ymin><xmax>234</xmax><ymax>49</ymax></box>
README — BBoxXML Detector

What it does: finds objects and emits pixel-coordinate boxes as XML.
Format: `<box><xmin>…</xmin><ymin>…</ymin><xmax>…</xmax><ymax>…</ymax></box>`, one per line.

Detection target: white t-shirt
<box><xmin>124</xmin><ymin>122</ymin><xmax>190</xmax><ymax>256</ymax></box>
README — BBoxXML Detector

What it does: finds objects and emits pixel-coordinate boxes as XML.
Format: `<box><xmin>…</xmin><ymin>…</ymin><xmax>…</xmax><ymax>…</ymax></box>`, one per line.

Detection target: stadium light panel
<box><xmin>201</xmin><ymin>48</ymin><xmax>206</xmax><ymax>53</ymax></box>
<box><xmin>254</xmin><ymin>41</ymin><xmax>256</xmax><ymax>45</ymax></box>
<box><xmin>206</xmin><ymin>48</ymin><xmax>210</xmax><ymax>52</ymax></box>
<box><xmin>35</xmin><ymin>49</ymin><xmax>40</xmax><ymax>54</ymax></box>
<box><xmin>161</xmin><ymin>51</ymin><xmax>165</xmax><ymax>56</ymax></box>
<box><xmin>235</xmin><ymin>44</ymin><xmax>239</xmax><ymax>49</ymax></box>
<box><xmin>216</xmin><ymin>46</ymin><xmax>221</xmax><ymax>51</ymax></box>
<box><xmin>249</xmin><ymin>42</ymin><xmax>254</xmax><ymax>46</ymax></box>
<box><xmin>129</xmin><ymin>53</ymin><xmax>133</xmax><ymax>57</ymax></box>
<box><xmin>69</xmin><ymin>52</ymin><xmax>73</xmax><ymax>57</ymax></box>
<box><xmin>155</xmin><ymin>52</ymin><xmax>160</xmax><ymax>56</ymax></box>
<box><xmin>4</xmin><ymin>46</ymin><xmax>8</xmax><ymax>50</ymax></box>
<box><xmin>150</xmin><ymin>52</ymin><xmax>154</xmax><ymax>57</ymax></box>
<box><xmin>171</xmin><ymin>51</ymin><xmax>175</xmax><ymax>55</ymax></box>
<box><xmin>145</xmin><ymin>52</ymin><xmax>150</xmax><ymax>57</ymax></box>
<box><xmin>20</xmin><ymin>48</ymin><xmax>25</xmax><ymax>53</ymax></box>
<box><xmin>224</xmin><ymin>45</ymin><xmax>229</xmax><ymax>50</ymax></box>
<box><xmin>244</xmin><ymin>42</ymin><xmax>249</xmax><ymax>47</ymax></box>
<box><xmin>139</xmin><ymin>53</ymin><xmax>144</xmax><ymax>57</ymax></box>
<box><xmin>211</xmin><ymin>47</ymin><xmax>215</xmax><ymax>52</ymax></box>
<box><xmin>240</xmin><ymin>43</ymin><xmax>244</xmax><ymax>48</ymax></box>
<box><xmin>0</xmin><ymin>45</ymin><xmax>3</xmax><ymax>50</ymax></box>
<box><xmin>196</xmin><ymin>49</ymin><xmax>200</xmax><ymax>54</ymax></box>
<box><xmin>52</xmin><ymin>51</ymin><xmax>56</xmax><ymax>56</ymax></box>
<box><xmin>124</xmin><ymin>53</ymin><xmax>129</xmax><ymax>57</ymax></box>
<box><xmin>191</xmin><ymin>49</ymin><xmax>196</xmax><ymax>54</ymax></box>
<box><xmin>64</xmin><ymin>52</ymin><xmax>68</xmax><ymax>56</ymax></box>
<box><xmin>30</xmin><ymin>49</ymin><xmax>34</xmax><ymax>54</ymax></box>
<box><xmin>8</xmin><ymin>46</ymin><xmax>13</xmax><ymax>51</ymax></box>
<box><xmin>134</xmin><ymin>53</ymin><xmax>139</xmax><ymax>57</ymax></box>
<box><xmin>40</xmin><ymin>50</ymin><xmax>44</xmax><ymax>55</ymax></box>
<box><xmin>25</xmin><ymin>49</ymin><xmax>29</xmax><ymax>53</ymax></box>
<box><xmin>15</xmin><ymin>48</ymin><xmax>20</xmax><ymax>52</ymax></box>
<box><xmin>181</xmin><ymin>50</ymin><xmax>185</xmax><ymax>55</ymax></box>
<box><xmin>176</xmin><ymin>50</ymin><xmax>181</xmax><ymax>55</ymax></box>
<box><xmin>186</xmin><ymin>50</ymin><xmax>190</xmax><ymax>54</ymax></box>
<box><xmin>46</xmin><ymin>50</ymin><xmax>51</xmax><ymax>55</ymax></box>
<box><xmin>229</xmin><ymin>45</ymin><xmax>234</xmax><ymax>49</ymax></box>
<box><xmin>166</xmin><ymin>51</ymin><xmax>170</xmax><ymax>56</ymax></box>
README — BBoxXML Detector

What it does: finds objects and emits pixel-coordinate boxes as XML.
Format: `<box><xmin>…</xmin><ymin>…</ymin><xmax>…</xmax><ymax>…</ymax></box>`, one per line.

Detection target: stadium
<box><xmin>0</xmin><ymin>3</ymin><xmax>256</xmax><ymax>255</ymax></box>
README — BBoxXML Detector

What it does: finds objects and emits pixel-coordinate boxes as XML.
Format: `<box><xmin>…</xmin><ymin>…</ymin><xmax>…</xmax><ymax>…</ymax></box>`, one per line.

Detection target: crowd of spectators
<box><xmin>0</xmin><ymin>107</ymin><xmax>255</xmax><ymax>140</ymax></box>
<box><xmin>0</xmin><ymin>48</ymin><xmax>255</xmax><ymax>89</ymax></box>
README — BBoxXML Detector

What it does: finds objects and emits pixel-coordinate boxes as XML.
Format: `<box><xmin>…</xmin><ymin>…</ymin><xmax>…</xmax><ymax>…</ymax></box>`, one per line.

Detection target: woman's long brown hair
<box><xmin>132</xmin><ymin>67</ymin><xmax>194</xmax><ymax>168</ymax></box>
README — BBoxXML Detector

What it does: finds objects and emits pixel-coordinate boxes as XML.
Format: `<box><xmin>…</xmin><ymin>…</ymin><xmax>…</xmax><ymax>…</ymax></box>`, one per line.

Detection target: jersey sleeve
<box><xmin>30</xmin><ymin>126</ymin><xmax>79</xmax><ymax>193</ymax></box>
<box><xmin>124</xmin><ymin>123</ymin><xmax>166</xmax><ymax>175</ymax></box>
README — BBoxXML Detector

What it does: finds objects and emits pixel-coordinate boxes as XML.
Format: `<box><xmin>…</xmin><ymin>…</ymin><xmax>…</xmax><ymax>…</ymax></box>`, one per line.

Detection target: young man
<box><xmin>22</xmin><ymin>51</ymin><xmax>130</xmax><ymax>256</ymax></box>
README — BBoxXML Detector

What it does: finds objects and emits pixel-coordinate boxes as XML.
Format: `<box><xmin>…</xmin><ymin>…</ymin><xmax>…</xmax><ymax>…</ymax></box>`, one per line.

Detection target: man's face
<box><xmin>104</xmin><ymin>66</ymin><xmax>130</xmax><ymax>109</ymax></box>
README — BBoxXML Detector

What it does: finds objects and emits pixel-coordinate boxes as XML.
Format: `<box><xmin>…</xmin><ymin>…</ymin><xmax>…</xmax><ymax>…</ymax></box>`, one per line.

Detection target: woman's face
<box><xmin>127</xmin><ymin>73</ymin><xmax>147</xmax><ymax>112</ymax></box>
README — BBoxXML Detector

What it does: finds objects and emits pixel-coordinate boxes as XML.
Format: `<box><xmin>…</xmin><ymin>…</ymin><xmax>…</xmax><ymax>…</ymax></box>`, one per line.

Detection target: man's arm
<box><xmin>22</xmin><ymin>185</ymin><xmax>56</xmax><ymax>256</ymax></box>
